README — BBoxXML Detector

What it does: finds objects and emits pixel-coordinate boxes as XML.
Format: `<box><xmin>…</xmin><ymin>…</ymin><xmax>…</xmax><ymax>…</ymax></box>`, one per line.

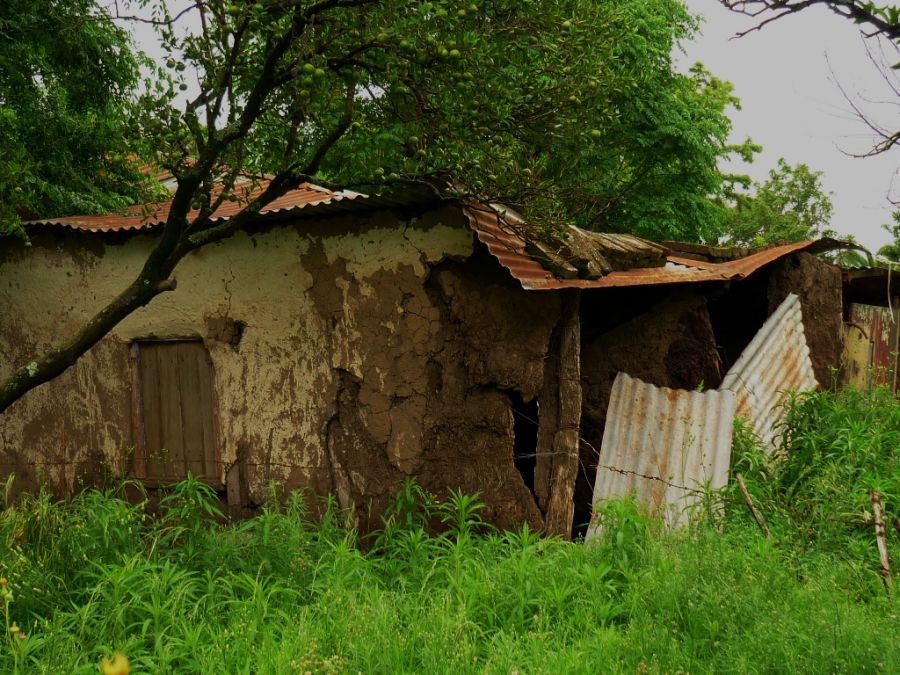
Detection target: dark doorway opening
<box><xmin>510</xmin><ymin>392</ymin><xmax>539</xmax><ymax>500</ymax></box>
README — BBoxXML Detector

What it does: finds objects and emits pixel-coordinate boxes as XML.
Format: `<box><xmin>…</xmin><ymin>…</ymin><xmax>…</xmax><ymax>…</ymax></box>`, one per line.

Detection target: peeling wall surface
<box><xmin>0</xmin><ymin>206</ymin><xmax>555</xmax><ymax>530</ymax></box>
<box><xmin>766</xmin><ymin>252</ymin><xmax>842</xmax><ymax>388</ymax></box>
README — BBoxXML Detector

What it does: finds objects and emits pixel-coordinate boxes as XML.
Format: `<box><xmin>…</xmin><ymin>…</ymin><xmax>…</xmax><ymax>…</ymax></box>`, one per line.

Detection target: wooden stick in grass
<box><xmin>736</xmin><ymin>473</ymin><xmax>770</xmax><ymax>538</ymax></box>
<box><xmin>869</xmin><ymin>489</ymin><xmax>893</xmax><ymax>595</ymax></box>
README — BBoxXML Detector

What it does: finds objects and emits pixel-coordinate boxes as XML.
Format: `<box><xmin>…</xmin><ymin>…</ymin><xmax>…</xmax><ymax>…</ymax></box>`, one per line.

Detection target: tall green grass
<box><xmin>1</xmin><ymin>388</ymin><xmax>899</xmax><ymax>673</ymax></box>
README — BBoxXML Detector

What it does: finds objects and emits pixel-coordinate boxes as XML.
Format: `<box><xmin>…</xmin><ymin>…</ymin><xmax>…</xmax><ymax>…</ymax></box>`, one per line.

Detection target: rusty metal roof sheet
<box><xmin>586</xmin><ymin>372</ymin><xmax>736</xmax><ymax>531</ymax></box>
<box><xmin>721</xmin><ymin>293</ymin><xmax>818</xmax><ymax>450</ymax></box>
<box><xmin>462</xmin><ymin>204</ymin><xmax>832</xmax><ymax>290</ymax></box>
<box><xmin>25</xmin><ymin>185</ymin><xmax>842</xmax><ymax>293</ymax></box>
<box><xmin>25</xmin><ymin>182</ymin><xmax>370</xmax><ymax>233</ymax></box>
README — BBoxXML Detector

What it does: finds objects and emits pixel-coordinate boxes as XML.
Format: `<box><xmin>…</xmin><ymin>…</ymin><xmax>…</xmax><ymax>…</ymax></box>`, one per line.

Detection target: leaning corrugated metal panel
<box><xmin>720</xmin><ymin>293</ymin><xmax>818</xmax><ymax>450</ymax></box>
<box><xmin>586</xmin><ymin>373</ymin><xmax>736</xmax><ymax>534</ymax></box>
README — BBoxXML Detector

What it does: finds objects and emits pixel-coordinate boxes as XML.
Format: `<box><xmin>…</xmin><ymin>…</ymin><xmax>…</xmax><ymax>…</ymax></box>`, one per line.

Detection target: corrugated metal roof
<box><xmin>586</xmin><ymin>372</ymin><xmax>736</xmax><ymax>532</ymax></box>
<box><xmin>25</xmin><ymin>182</ymin><xmax>369</xmax><ymax>233</ymax></box>
<box><xmin>463</xmin><ymin>204</ymin><xmax>831</xmax><ymax>290</ymax></box>
<box><xmin>721</xmin><ymin>293</ymin><xmax>818</xmax><ymax>450</ymax></box>
<box><xmin>25</xmin><ymin>184</ymin><xmax>842</xmax><ymax>293</ymax></box>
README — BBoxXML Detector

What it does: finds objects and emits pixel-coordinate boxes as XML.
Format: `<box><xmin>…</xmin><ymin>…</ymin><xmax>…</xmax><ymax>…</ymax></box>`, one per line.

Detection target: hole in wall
<box><xmin>509</xmin><ymin>392</ymin><xmax>539</xmax><ymax>500</ymax></box>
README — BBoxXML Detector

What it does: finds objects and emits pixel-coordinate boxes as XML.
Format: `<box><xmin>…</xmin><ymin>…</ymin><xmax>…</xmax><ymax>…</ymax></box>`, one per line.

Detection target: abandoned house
<box><xmin>0</xmin><ymin>181</ymin><xmax>847</xmax><ymax>537</ymax></box>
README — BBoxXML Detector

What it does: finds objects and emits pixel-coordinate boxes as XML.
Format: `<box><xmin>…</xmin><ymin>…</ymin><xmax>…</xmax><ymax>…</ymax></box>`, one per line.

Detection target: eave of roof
<box><xmin>22</xmin><ymin>182</ymin><xmax>843</xmax><ymax>292</ymax></box>
<box><xmin>463</xmin><ymin>203</ymin><xmax>842</xmax><ymax>291</ymax></box>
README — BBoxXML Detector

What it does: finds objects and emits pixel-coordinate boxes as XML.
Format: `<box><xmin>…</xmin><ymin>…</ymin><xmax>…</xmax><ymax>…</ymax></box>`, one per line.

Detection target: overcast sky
<box><xmin>679</xmin><ymin>0</ymin><xmax>899</xmax><ymax>250</ymax></box>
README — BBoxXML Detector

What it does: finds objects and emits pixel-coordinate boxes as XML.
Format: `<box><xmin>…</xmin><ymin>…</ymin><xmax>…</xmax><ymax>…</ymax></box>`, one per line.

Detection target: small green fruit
<box><xmin>406</xmin><ymin>135</ymin><xmax>420</xmax><ymax>145</ymax></box>
<box><xmin>303</xmin><ymin>63</ymin><xmax>315</xmax><ymax>74</ymax></box>
<box><xmin>314</xmin><ymin>67</ymin><xmax>326</xmax><ymax>78</ymax></box>
<box><xmin>589</xmin><ymin>129</ymin><xmax>602</xmax><ymax>138</ymax></box>
<box><xmin>562</xmin><ymin>19</ymin><xmax>573</xmax><ymax>29</ymax></box>
<box><xmin>457</xmin><ymin>9</ymin><xmax>467</xmax><ymax>17</ymax></box>
<box><xmin>449</xmin><ymin>48</ymin><xmax>461</xmax><ymax>59</ymax></box>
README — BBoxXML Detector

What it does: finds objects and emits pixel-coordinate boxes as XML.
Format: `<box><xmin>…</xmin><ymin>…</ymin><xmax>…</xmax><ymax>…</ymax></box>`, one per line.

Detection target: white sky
<box><xmin>679</xmin><ymin>0</ymin><xmax>899</xmax><ymax>250</ymax></box>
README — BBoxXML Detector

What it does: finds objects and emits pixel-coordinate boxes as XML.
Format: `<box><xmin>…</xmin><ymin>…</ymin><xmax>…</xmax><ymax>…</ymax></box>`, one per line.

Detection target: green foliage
<box><xmin>877</xmin><ymin>209</ymin><xmax>900</xmax><ymax>262</ymax></box>
<box><xmin>124</xmin><ymin>0</ymin><xmax>749</xmax><ymax>243</ymax></box>
<box><xmin>728</xmin><ymin>388</ymin><xmax>900</xmax><ymax>574</ymax></box>
<box><xmin>0</xmin><ymin>0</ymin><xmax>158</xmax><ymax>236</ymax></box>
<box><xmin>718</xmin><ymin>158</ymin><xmax>836</xmax><ymax>247</ymax></box>
<box><xmin>3</xmin><ymin>403</ymin><xmax>900</xmax><ymax>675</ymax></box>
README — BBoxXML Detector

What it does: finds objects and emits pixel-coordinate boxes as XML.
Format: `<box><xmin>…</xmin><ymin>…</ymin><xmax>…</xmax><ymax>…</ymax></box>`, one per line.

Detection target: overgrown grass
<box><xmin>2</xmin><ymin>388</ymin><xmax>899</xmax><ymax>673</ymax></box>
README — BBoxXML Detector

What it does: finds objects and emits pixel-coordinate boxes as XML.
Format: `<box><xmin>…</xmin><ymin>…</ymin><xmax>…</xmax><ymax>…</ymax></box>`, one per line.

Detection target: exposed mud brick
<box><xmin>766</xmin><ymin>252</ymin><xmax>842</xmax><ymax>388</ymax></box>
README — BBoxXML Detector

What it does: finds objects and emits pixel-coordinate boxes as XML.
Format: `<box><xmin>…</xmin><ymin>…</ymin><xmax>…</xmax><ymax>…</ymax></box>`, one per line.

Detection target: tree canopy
<box><xmin>121</xmin><ymin>0</ymin><xmax>747</xmax><ymax>243</ymax></box>
<box><xmin>0</xmin><ymin>0</ymin><xmax>752</xmax><ymax>411</ymax></box>
<box><xmin>0</xmin><ymin>0</ymin><xmax>157</xmax><ymax>235</ymax></box>
<box><xmin>718</xmin><ymin>158</ymin><xmax>836</xmax><ymax>247</ymax></box>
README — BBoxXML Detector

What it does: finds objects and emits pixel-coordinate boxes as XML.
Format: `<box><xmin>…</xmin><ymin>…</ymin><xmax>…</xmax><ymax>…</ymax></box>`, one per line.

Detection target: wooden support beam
<box><xmin>544</xmin><ymin>290</ymin><xmax>582</xmax><ymax>539</ymax></box>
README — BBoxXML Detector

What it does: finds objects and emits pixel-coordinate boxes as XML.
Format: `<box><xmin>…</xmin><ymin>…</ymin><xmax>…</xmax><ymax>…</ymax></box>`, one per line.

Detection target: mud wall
<box><xmin>0</xmin><ymin>207</ymin><xmax>556</xmax><ymax>530</ymax></box>
<box><xmin>766</xmin><ymin>252</ymin><xmax>843</xmax><ymax>388</ymax></box>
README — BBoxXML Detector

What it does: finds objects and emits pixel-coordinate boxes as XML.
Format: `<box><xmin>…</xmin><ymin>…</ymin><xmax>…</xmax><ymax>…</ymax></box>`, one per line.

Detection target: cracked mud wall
<box><xmin>316</xmin><ymin>244</ymin><xmax>558</xmax><ymax>531</ymax></box>
<box><xmin>765</xmin><ymin>252</ymin><xmax>842</xmax><ymax>388</ymax></box>
<box><xmin>1</xmin><ymin>207</ymin><xmax>556</xmax><ymax>530</ymax></box>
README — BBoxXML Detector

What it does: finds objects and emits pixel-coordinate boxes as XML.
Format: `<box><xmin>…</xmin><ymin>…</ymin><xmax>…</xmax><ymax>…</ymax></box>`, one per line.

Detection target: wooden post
<box><xmin>534</xmin><ymin>325</ymin><xmax>561</xmax><ymax>516</ymax></box>
<box><xmin>870</xmin><ymin>489</ymin><xmax>893</xmax><ymax>595</ymax></box>
<box><xmin>544</xmin><ymin>290</ymin><xmax>582</xmax><ymax>539</ymax></box>
<box><xmin>736</xmin><ymin>473</ymin><xmax>770</xmax><ymax>537</ymax></box>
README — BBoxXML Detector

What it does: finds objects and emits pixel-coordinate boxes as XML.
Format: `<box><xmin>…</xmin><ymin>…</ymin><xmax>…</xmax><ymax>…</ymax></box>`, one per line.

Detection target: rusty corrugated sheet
<box><xmin>28</xmin><ymin>185</ymin><xmax>843</xmax><ymax>294</ymax></box>
<box><xmin>26</xmin><ymin>182</ymin><xmax>362</xmax><ymax>232</ymax></box>
<box><xmin>586</xmin><ymin>372</ymin><xmax>736</xmax><ymax>532</ymax></box>
<box><xmin>842</xmin><ymin>304</ymin><xmax>899</xmax><ymax>390</ymax></box>
<box><xmin>463</xmin><ymin>204</ymin><xmax>833</xmax><ymax>290</ymax></box>
<box><xmin>721</xmin><ymin>293</ymin><xmax>818</xmax><ymax>450</ymax></box>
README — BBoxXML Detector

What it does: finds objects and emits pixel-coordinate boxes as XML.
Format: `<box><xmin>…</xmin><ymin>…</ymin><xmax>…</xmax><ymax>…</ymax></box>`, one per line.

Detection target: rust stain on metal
<box><xmin>463</xmin><ymin>204</ymin><xmax>834</xmax><ymax>291</ymax></box>
<box><xmin>721</xmin><ymin>293</ymin><xmax>818</xmax><ymax>450</ymax></box>
<box><xmin>843</xmin><ymin>303</ymin><xmax>899</xmax><ymax>390</ymax></box>
<box><xmin>586</xmin><ymin>372</ymin><xmax>736</xmax><ymax>532</ymax></box>
<box><xmin>26</xmin><ymin>182</ymin><xmax>358</xmax><ymax>232</ymax></box>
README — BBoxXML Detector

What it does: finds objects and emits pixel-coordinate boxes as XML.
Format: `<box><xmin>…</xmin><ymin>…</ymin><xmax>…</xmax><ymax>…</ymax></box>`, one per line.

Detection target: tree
<box><xmin>718</xmin><ymin>158</ymin><xmax>836</xmax><ymax>247</ymax></box>
<box><xmin>876</xmin><ymin>209</ymin><xmax>900</xmax><ymax>261</ymax></box>
<box><xmin>0</xmin><ymin>0</ymin><xmax>156</xmax><ymax>236</ymax></box>
<box><xmin>0</xmin><ymin>0</ymin><xmax>744</xmax><ymax>413</ymax></box>
<box><xmin>719</xmin><ymin>1</ymin><xmax>900</xmax><ymax>155</ymax></box>
<box><xmin>719</xmin><ymin>1</ymin><xmax>900</xmax><ymax>41</ymax></box>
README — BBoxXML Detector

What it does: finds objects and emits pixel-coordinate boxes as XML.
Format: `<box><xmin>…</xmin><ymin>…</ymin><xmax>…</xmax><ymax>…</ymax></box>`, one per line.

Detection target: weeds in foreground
<box><xmin>0</xmin><ymin>388</ymin><xmax>898</xmax><ymax>673</ymax></box>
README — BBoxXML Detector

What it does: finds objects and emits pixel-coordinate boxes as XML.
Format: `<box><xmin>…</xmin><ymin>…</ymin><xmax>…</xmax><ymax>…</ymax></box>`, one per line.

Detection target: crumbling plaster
<box><xmin>1</xmin><ymin>206</ymin><xmax>556</xmax><ymax>529</ymax></box>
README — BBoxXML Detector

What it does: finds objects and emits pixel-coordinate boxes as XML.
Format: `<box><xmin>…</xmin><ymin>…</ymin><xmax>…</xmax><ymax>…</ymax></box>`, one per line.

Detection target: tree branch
<box><xmin>720</xmin><ymin>1</ymin><xmax>900</xmax><ymax>42</ymax></box>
